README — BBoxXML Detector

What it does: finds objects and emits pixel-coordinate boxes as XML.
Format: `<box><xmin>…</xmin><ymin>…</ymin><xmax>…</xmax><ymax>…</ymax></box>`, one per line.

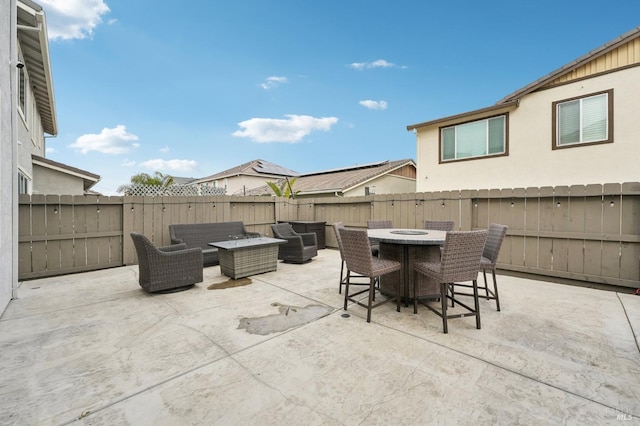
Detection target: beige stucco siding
<box><xmin>344</xmin><ymin>174</ymin><xmax>416</xmax><ymax>197</ymax></box>
<box><xmin>32</xmin><ymin>166</ymin><xmax>85</xmax><ymax>195</ymax></box>
<box><xmin>415</xmin><ymin>66</ymin><xmax>640</xmax><ymax>192</ymax></box>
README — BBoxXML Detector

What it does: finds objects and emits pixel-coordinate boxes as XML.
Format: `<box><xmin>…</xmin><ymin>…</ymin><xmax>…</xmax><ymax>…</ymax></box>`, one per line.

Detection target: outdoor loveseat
<box><xmin>169</xmin><ymin>221</ymin><xmax>260</xmax><ymax>266</ymax></box>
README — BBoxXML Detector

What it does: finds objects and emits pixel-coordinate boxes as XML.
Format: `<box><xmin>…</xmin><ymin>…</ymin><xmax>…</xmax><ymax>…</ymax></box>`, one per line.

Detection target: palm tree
<box><xmin>266</xmin><ymin>177</ymin><xmax>299</xmax><ymax>198</ymax></box>
<box><xmin>117</xmin><ymin>172</ymin><xmax>175</xmax><ymax>194</ymax></box>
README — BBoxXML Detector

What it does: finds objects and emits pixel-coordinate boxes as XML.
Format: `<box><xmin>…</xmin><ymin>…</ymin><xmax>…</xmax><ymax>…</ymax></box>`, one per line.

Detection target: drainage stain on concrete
<box><xmin>238</xmin><ymin>302</ymin><xmax>334</xmax><ymax>335</ymax></box>
<box><xmin>208</xmin><ymin>278</ymin><xmax>252</xmax><ymax>290</ymax></box>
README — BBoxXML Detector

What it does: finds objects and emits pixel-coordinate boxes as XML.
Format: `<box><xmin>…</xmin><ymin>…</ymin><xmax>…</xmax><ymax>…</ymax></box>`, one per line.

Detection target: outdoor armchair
<box><xmin>270</xmin><ymin>223</ymin><xmax>318</xmax><ymax>263</ymax></box>
<box><xmin>130</xmin><ymin>232</ymin><xmax>203</xmax><ymax>293</ymax></box>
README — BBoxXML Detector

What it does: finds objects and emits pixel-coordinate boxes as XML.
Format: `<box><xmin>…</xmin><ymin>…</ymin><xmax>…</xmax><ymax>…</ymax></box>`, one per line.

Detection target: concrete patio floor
<box><xmin>1</xmin><ymin>249</ymin><xmax>639</xmax><ymax>425</ymax></box>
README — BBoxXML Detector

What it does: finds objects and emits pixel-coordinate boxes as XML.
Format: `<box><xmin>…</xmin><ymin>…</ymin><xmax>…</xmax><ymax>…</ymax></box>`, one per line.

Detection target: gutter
<box><xmin>406</xmin><ymin>99</ymin><xmax>519</xmax><ymax>131</ymax></box>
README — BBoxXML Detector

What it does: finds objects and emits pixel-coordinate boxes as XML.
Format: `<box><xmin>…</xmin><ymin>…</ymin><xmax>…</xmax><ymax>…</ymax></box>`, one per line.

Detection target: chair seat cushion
<box><xmin>371</xmin><ymin>258</ymin><xmax>401</xmax><ymax>275</ymax></box>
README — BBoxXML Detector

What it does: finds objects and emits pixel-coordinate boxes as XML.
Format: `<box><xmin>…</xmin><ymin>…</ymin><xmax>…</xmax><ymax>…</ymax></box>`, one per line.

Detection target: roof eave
<box><xmin>17</xmin><ymin>0</ymin><xmax>57</xmax><ymax>136</ymax></box>
<box><xmin>497</xmin><ymin>25</ymin><xmax>640</xmax><ymax>104</ymax></box>
<box><xmin>406</xmin><ymin>100</ymin><xmax>518</xmax><ymax>131</ymax></box>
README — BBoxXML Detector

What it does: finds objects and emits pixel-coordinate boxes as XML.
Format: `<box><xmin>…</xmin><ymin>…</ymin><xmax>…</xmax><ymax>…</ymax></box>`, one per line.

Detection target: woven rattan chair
<box><xmin>339</xmin><ymin>227</ymin><xmax>402</xmax><ymax>323</ymax></box>
<box><xmin>424</xmin><ymin>220</ymin><xmax>455</xmax><ymax>231</ymax></box>
<box><xmin>413</xmin><ymin>230</ymin><xmax>488</xmax><ymax>333</ymax></box>
<box><xmin>451</xmin><ymin>224</ymin><xmax>508</xmax><ymax>311</ymax></box>
<box><xmin>270</xmin><ymin>223</ymin><xmax>318</xmax><ymax>263</ymax></box>
<box><xmin>367</xmin><ymin>220</ymin><xmax>392</xmax><ymax>257</ymax></box>
<box><xmin>367</xmin><ymin>220</ymin><xmax>393</xmax><ymax>229</ymax></box>
<box><xmin>130</xmin><ymin>232</ymin><xmax>203</xmax><ymax>293</ymax></box>
<box><xmin>333</xmin><ymin>222</ymin><xmax>369</xmax><ymax>294</ymax></box>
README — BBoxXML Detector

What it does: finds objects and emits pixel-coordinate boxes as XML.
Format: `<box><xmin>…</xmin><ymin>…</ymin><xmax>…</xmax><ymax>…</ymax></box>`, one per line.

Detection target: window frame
<box><xmin>438</xmin><ymin>113</ymin><xmax>509</xmax><ymax>164</ymax></box>
<box><xmin>18</xmin><ymin>59</ymin><xmax>28</xmax><ymax>124</ymax></box>
<box><xmin>552</xmin><ymin>89</ymin><xmax>613</xmax><ymax>150</ymax></box>
<box><xmin>18</xmin><ymin>170</ymin><xmax>31</xmax><ymax>195</ymax></box>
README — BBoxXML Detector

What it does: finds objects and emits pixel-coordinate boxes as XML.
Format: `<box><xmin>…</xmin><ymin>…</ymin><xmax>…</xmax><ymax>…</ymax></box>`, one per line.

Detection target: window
<box><xmin>18</xmin><ymin>61</ymin><xmax>27</xmax><ymax>121</ymax></box>
<box><xmin>18</xmin><ymin>171</ymin><xmax>30</xmax><ymax>195</ymax></box>
<box><xmin>440</xmin><ymin>115</ymin><xmax>507</xmax><ymax>162</ymax></box>
<box><xmin>552</xmin><ymin>89</ymin><xmax>613</xmax><ymax>149</ymax></box>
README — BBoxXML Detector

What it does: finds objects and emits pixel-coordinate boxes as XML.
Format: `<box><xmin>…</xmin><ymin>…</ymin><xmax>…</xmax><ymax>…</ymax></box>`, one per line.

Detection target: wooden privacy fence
<box><xmin>18</xmin><ymin>182</ymin><xmax>640</xmax><ymax>288</ymax></box>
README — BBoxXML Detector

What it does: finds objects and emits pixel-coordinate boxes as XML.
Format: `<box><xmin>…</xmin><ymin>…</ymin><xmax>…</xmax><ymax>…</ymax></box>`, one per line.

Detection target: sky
<box><xmin>40</xmin><ymin>0</ymin><xmax>640</xmax><ymax>195</ymax></box>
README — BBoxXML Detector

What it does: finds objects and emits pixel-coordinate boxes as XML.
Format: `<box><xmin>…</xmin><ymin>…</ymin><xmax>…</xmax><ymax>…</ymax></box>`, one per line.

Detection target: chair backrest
<box><xmin>367</xmin><ymin>220</ymin><xmax>393</xmax><ymax>229</ymax></box>
<box><xmin>483</xmin><ymin>223</ymin><xmax>508</xmax><ymax>264</ymax></box>
<box><xmin>130</xmin><ymin>232</ymin><xmax>157</xmax><ymax>274</ymax></box>
<box><xmin>439</xmin><ymin>230</ymin><xmax>488</xmax><ymax>282</ymax></box>
<box><xmin>338</xmin><ymin>227</ymin><xmax>374</xmax><ymax>276</ymax></box>
<box><xmin>332</xmin><ymin>222</ymin><xmax>346</xmax><ymax>258</ymax></box>
<box><xmin>424</xmin><ymin>220</ymin><xmax>455</xmax><ymax>231</ymax></box>
<box><xmin>271</xmin><ymin>223</ymin><xmax>297</xmax><ymax>238</ymax></box>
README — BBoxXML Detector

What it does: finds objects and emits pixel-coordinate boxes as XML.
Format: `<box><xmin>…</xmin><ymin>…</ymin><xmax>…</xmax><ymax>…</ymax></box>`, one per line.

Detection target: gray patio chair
<box><xmin>333</xmin><ymin>222</ymin><xmax>369</xmax><ymax>294</ymax></box>
<box><xmin>413</xmin><ymin>230</ymin><xmax>488</xmax><ymax>333</ymax></box>
<box><xmin>339</xmin><ymin>227</ymin><xmax>402</xmax><ymax>323</ymax></box>
<box><xmin>270</xmin><ymin>223</ymin><xmax>317</xmax><ymax>263</ymax></box>
<box><xmin>450</xmin><ymin>224</ymin><xmax>508</xmax><ymax>311</ymax></box>
<box><xmin>367</xmin><ymin>219</ymin><xmax>393</xmax><ymax>256</ymax></box>
<box><xmin>130</xmin><ymin>232</ymin><xmax>203</xmax><ymax>293</ymax></box>
<box><xmin>424</xmin><ymin>220</ymin><xmax>455</xmax><ymax>231</ymax></box>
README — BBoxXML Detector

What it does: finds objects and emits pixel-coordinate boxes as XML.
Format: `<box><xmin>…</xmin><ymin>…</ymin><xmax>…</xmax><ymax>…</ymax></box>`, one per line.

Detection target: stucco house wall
<box><xmin>16</xmin><ymin>70</ymin><xmax>46</xmax><ymax>191</ymax></box>
<box><xmin>414</xmin><ymin>66</ymin><xmax>639</xmax><ymax>192</ymax></box>
<box><xmin>411</xmin><ymin>27</ymin><xmax>640</xmax><ymax>193</ymax></box>
<box><xmin>227</xmin><ymin>175</ymin><xmax>280</xmax><ymax>196</ymax></box>
<box><xmin>32</xmin><ymin>166</ymin><xmax>85</xmax><ymax>195</ymax></box>
<box><xmin>1</xmin><ymin>0</ymin><xmax>17</xmax><ymax>315</ymax></box>
<box><xmin>344</xmin><ymin>174</ymin><xmax>416</xmax><ymax>197</ymax></box>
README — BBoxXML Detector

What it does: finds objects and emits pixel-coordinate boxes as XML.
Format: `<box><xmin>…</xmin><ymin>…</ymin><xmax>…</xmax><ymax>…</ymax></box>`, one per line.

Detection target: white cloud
<box><xmin>261</xmin><ymin>76</ymin><xmax>288</xmax><ymax>90</ymax></box>
<box><xmin>40</xmin><ymin>0</ymin><xmax>111</xmax><ymax>40</ymax></box>
<box><xmin>160</xmin><ymin>146</ymin><xmax>170</xmax><ymax>153</ymax></box>
<box><xmin>232</xmin><ymin>114</ymin><xmax>338</xmax><ymax>143</ymax></box>
<box><xmin>348</xmin><ymin>59</ymin><xmax>405</xmax><ymax>70</ymax></box>
<box><xmin>70</xmin><ymin>125</ymin><xmax>139</xmax><ymax>154</ymax></box>
<box><xmin>139</xmin><ymin>159</ymin><xmax>197</xmax><ymax>172</ymax></box>
<box><xmin>122</xmin><ymin>159</ymin><xmax>136</xmax><ymax>167</ymax></box>
<box><xmin>359</xmin><ymin>100</ymin><xmax>388</xmax><ymax>110</ymax></box>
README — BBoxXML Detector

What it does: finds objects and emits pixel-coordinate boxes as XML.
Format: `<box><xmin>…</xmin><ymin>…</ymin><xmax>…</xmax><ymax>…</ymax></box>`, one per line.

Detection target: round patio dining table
<box><xmin>367</xmin><ymin>228</ymin><xmax>447</xmax><ymax>305</ymax></box>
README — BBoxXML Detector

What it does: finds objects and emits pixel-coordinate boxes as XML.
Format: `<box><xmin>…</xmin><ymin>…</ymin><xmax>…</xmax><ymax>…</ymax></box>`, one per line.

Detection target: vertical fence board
<box><xmin>18</xmin><ymin>184</ymin><xmax>640</xmax><ymax>287</ymax></box>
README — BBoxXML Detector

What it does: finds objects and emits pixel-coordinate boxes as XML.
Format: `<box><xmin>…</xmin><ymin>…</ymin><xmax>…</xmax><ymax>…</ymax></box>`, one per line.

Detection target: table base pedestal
<box><xmin>378</xmin><ymin>243</ymin><xmax>441</xmax><ymax>302</ymax></box>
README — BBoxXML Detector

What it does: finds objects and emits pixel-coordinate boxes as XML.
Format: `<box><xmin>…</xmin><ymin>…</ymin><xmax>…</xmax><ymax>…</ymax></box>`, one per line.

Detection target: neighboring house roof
<box><xmin>17</xmin><ymin>0</ymin><xmax>57</xmax><ymax>136</ymax></box>
<box><xmin>242</xmin><ymin>159</ymin><xmax>416</xmax><ymax>196</ymax></box>
<box><xmin>172</xmin><ymin>176</ymin><xmax>197</xmax><ymax>185</ymax></box>
<box><xmin>32</xmin><ymin>155</ymin><xmax>100</xmax><ymax>191</ymax></box>
<box><xmin>407</xmin><ymin>25</ymin><xmax>640</xmax><ymax>130</ymax></box>
<box><xmin>193</xmin><ymin>159</ymin><xmax>299</xmax><ymax>184</ymax></box>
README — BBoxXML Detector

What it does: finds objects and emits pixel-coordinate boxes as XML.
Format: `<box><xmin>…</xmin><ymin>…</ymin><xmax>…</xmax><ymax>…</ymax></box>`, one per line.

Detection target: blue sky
<box><xmin>41</xmin><ymin>0</ymin><xmax>639</xmax><ymax>195</ymax></box>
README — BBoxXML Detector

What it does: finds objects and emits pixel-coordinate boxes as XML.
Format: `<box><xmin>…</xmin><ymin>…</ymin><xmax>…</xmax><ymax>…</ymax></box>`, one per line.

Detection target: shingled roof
<box><xmin>240</xmin><ymin>159</ymin><xmax>416</xmax><ymax>196</ymax></box>
<box><xmin>193</xmin><ymin>159</ymin><xmax>299</xmax><ymax>184</ymax></box>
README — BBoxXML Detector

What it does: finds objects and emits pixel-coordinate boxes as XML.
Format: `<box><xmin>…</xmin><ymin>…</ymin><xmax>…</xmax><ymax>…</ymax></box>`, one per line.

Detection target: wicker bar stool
<box><xmin>413</xmin><ymin>230</ymin><xmax>488</xmax><ymax>333</ymax></box>
<box><xmin>451</xmin><ymin>224</ymin><xmax>508</xmax><ymax>311</ymax></box>
<box><xmin>367</xmin><ymin>220</ymin><xmax>393</xmax><ymax>257</ymax></box>
<box><xmin>339</xmin><ymin>227</ymin><xmax>402</xmax><ymax>323</ymax></box>
<box><xmin>333</xmin><ymin>222</ymin><xmax>369</xmax><ymax>294</ymax></box>
<box><xmin>424</xmin><ymin>220</ymin><xmax>455</xmax><ymax>231</ymax></box>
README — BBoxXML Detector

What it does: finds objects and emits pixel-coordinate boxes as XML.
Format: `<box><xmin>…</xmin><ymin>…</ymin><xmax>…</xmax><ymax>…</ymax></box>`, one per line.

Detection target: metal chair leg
<box><xmin>473</xmin><ymin>279</ymin><xmax>481</xmax><ymax>329</ymax></box>
<box><xmin>441</xmin><ymin>282</ymin><xmax>448</xmax><ymax>334</ymax></box>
